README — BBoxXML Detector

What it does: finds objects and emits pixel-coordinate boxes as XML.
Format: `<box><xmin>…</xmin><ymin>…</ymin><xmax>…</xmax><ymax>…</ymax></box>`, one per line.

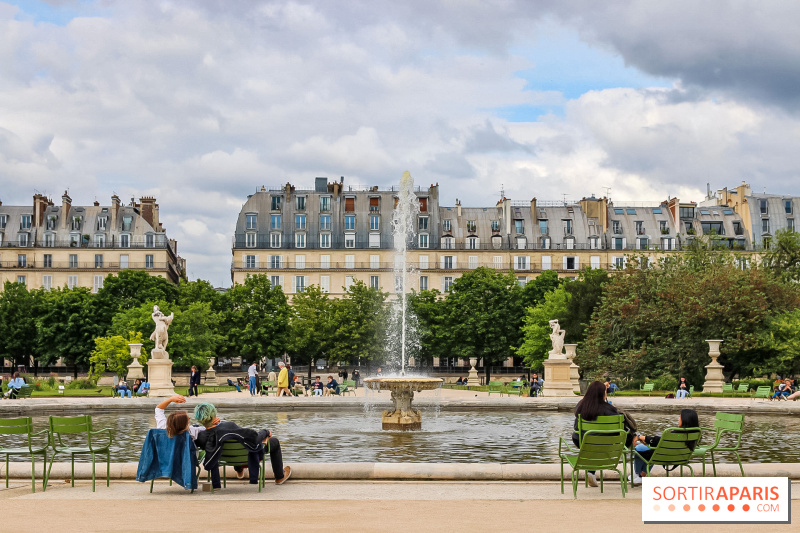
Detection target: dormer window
<box><xmin>514</xmin><ymin>220</ymin><xmax>524</xmax><ymax>234</ymax></box>
<box><xmin>491</xmin><ymin>220</ymin><xmax>500</xmax><ymax>231</ymax></box>
<box><xmin>145</xmin><ymin>234</ymin><xmax>155</xmax><ymax>248</ymax></box>
<box><xmin>120</xmin><ymin>234</ymin><xmax>130</xmax><ymax>248</ymax></box>
<box><xmin>612</xmin><ymin>220</ymin><xmax>622</xmax><ymax>234</ymax></box>
<box><xmin>563</xmin><ymin>219</ymin><xmax>573</xmax><ymax>235</ymax></box>
<box><xmin>122</xmin><ymin>216</ymin><xmax>132</xmax><ymax>231</ymax></box>
<box><xmin>418</xmin><ymin>216</ymin><xmax>429</xmax><ymax>231</ymax></box>
<box><xmin>97</xmin><ymin>217</ymin><xmax>108</xmax><ymax>231</ymax></box>
<box><xmin>18</xmin><ymin>233</ymin><xmax>29</xmax><ymax>247</ymax></box>
<box><xmin>297</xmin><ymin>196</ymin><xmax>306</xmax><ymax>211</ymax></box>
<box><xmin>20</xmin><ymin>214</ymin><xmax>31</xmax><ymax>230</ymax></box>
<box><xmin>44</xmin><ymin>233</ymin><xmax>55</xmax><ymax>247</ymax></box>
<box><xmin>271</xmin><ymin>196</ymin><xmax>282</xmax><ymax>211</ymax></box>
<box><xmin>466</xmin><ymin>220</ymin><xmax>476</xmax><ymax>233</ymax></box>
<box><xmin>246</xmin><ymin>213</ymin><xmax>257</xmax><ymax>229</ymax></box>
<box><xmin>94</xmin><ymin>234</ymin><xmax>106</xmax><ymax>247</ymax></box>
<box><xmin>46</xmin><ymin>215</ymin><xmax>57</xmax><ymax>230</ymax></box>
<box><xmin>71</xmin><ymin>216</ymin><xmax>82</xmax><ymax>231</ymax></box>
<box><xmin>635</xmin><ymin>221</ymin><xmax>644</xmax><ymax>235</ymax></box>
<box><xmin>442</xmin><ymin>220</ymin><xmax>451</xmax><ymax>232</ymax></box>
<box><xmin>320</xmin><ymin>196</ymin><xmax>331</xmax><ymax>212</ymax></box>
<box><xmin>0</xmin><ymin>215</ymin><xmax>6</xmax><ymax>229</ymax></box>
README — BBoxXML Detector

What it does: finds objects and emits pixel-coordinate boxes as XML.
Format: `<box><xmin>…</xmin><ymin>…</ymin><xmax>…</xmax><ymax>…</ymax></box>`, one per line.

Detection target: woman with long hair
<box><xmin>631</xmin><ymin>408</ymin><xmax>700</xmax><ymax>483</ymax></box>
<box><xmin>154</xmin><ymin>395</ymin><xmax>208</xmax><ymax>440</ymax></box>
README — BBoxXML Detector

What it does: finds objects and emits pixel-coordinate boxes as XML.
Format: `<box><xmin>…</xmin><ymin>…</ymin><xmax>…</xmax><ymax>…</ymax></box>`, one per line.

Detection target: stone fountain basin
<box><xmin>363</xmin><ymin>377</ymin><xmax>443</xmax><ymax>392</ymax></box>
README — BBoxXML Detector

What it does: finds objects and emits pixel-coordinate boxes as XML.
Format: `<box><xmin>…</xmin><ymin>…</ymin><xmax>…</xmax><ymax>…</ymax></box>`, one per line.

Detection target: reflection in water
<box><xmin>2</xmin><ymin>410</ymin><xmax>796</xmax><ymax>464</ymax></box>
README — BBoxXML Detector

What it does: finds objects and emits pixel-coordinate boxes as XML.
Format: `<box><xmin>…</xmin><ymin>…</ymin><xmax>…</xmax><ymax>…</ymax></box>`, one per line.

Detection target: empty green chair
<box><xmin>722</xmin><ymin>383</ymin><xmax>734</xmax><ymax>396</ymax></box>
<box><xmin>0</xmin><ymin>417</ymin><xmax>49</xmax><ymax>493</ymax></box>
<box><xmin>735</xmin><ymin>384</ymin><xmax>749</xmax><ymax>396</ymax></box>
<box><xmin>559</xmin><ymin>429</ymin><xmax>628</xmax><ymax>499</ymax></box>
<box><xmin>487</xmin><ymin>381</ymin><xmax>504</xmax><ymax>396</ymax></box>
<box><xmin>753</xmin><ymin>386</ymin><xmax>771</xmax><ymax>400</ymax></box>
<box><xmin>340</xmin><ymin>380</ymin><xmax>356</xmax><ymax>396</ymax></box>
<box><xmin>640</xmin><ymin>383</ymin><xmax>654</xmax><ymax>396</ymax></box>
<box><xmin>693</xmin><ymin>412</ymin><xmax>745</xmax><ymax>477</ymax></box>
<box><xmin>213</xmin><ymin>441</ymin><xmax>267</xmax><ymax>492</ymax></box>
<box><xmin>632</xmin><ymin>427</ymin><xmax>702</xmax><ymax>482</ymax></box>
<box><xmin>47</xmin><ymin>415</ymin><xmax>113</xmax><ymax>492</ymax></box>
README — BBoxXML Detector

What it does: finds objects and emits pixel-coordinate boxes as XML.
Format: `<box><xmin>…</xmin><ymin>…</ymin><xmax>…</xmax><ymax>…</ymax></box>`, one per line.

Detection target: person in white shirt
<box><xmin>154</xmin><ymin>395</ymin><xmax>212</xmax><ymax>440</ymax></box>
<box><xmin>248</xmin><ymin>362</ymin><xmax>259</xmax><ymax>396</ymax></box>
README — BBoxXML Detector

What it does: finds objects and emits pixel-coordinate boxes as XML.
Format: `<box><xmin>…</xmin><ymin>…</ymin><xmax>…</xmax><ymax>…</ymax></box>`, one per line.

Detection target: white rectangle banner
<box><xmin>642</xmin><ymin>477</ymin><xmax>790</xmax><ymax>523</ymax></box>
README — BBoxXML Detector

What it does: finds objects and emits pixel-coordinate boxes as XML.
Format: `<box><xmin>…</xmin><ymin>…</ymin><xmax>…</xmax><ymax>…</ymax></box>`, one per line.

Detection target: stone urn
<box><xmin>126</xmin><ymin>343</ymin><xmax>145</xmax><ymax>381</ymax></box>
<box><xmin>467</xmin><ymin>357</ymin><xmax>480</xmax><ymax>387</ymax></box>
<box><xmin>205</xmin><ymin>357</ymin><xmax>218</xmax><ymax>386</ymax></box>
<box><xmin>702</xmin><ymin>339</ymin><xmax>725</xmax><ymax>393</ymax></box>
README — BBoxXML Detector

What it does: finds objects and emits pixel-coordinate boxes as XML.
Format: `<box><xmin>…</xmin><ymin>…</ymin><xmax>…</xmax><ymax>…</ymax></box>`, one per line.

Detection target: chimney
<box><xmin>139</xmin><ymin>196</ymin><xmax>156</xmax><ymax>229</ymax></box>
<box><xmin>456</xmin><ymin>199</ymin><xmax>462</xmax><ymax>218</ymax></box>
<box><xmin>111</xmin><ymin>195</ymin><xmax>120</xmax><ymax>229</ymax></box>
<box><xmin>33</xmin><ymin>194</ymin><xmax>51</xmax><ymax>227</ymax></box>
<box><xmin>61</xmin><ymin>191</ymin><xmax>72</xmax><ymax>230</ymax></box>
<box><xmin>530</xmin><ymin>198</ymin><xmax>538</xmax><ymax>222</ymax></box>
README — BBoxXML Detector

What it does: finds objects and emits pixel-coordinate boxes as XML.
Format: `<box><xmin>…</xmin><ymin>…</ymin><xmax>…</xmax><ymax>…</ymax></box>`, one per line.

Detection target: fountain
<box><xmin>364</xmin><ymin>171</ymin><xmax>443</xmax><ymax>430</ymax></box>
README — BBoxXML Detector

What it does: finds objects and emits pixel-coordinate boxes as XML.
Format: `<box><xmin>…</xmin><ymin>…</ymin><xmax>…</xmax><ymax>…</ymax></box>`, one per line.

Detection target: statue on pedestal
<box><xmin>146</xmin><ymin>305</ymin><xmax>176</xmax><ymax>396</ymax></box>
<box><xmin>149</xmin><ymin>305</ymin><xmax>174</xmax><ymax>356</ymax></box>
<box><xmin>548</xmin><ymin>319</ymin><xmax>566</xmax><ymax>358</ymax></box>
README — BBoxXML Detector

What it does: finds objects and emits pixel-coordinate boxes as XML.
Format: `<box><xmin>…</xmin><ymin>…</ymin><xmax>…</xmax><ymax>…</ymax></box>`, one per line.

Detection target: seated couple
<box><xmin>155</xmin><ymin>396</ymin><xmax>291</xmax><ymax>488</ymax></box>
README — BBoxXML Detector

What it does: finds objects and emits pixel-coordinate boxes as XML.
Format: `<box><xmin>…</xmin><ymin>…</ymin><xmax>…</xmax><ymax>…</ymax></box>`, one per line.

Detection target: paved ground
<box><xmin>2</xmin><ymin>480</ymin><xmax>798</xmax><ymax>532</ymax></box>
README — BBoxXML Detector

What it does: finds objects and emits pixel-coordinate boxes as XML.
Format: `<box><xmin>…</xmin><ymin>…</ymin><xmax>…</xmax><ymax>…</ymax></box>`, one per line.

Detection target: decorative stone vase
<box><xmin>702</xmin><ymin>339</ymin><xmax>725</xmax><ymax>393</ymax></box>
<box><xmin>126</xmin><ymin>343</ymin><xmax>145</xmax><ymax>380</ymax></box>
<box><xmin>467</xmin><ymin>357</ymin><xmax>480</xmax><ymax>387</ymax></box>
<box><xmin>205</xmin><ymin>357</ymin><xmax>218</xmax><ymax>386</ymax></box>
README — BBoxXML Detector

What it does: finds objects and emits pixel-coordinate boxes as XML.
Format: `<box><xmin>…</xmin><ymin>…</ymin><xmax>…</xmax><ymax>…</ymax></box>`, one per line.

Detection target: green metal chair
<box><xmin>340</xmin><ymin>380</ymin><xmax>356</xmax><ymax>396</ymax></box>
<box><xmin>753</xmin><ymin>386</ymin><xmax>771</xmax><ymax>400</ymax></box>
<box><xmin>0</xmin><ymin>417</ymin><xmax>49</xmax><ymax>492</ymax></box>
<box><xmin>632</xmin><ymin>427</ymin><xmax>701</xmax><ymax>483</ymax></box>
<box><xmin>46</xmin><ymin>415</ymin><xmax>113</xmax><ymax>492</ymax></box>
<box><xmin>13</xmin><ymin>385</ymin><xmax>34</xmax><ymax>399</ymax></box>
<box><xmin>213</xmin><ymin>441</ymin><xmax>267</xmax><ymax>492</ymax></box>
<box><xmin>640</xmin><ymin>383</ymin><xmax>654</xmax><ymax>396</ymax></box>
<box><xmin>688</xmin><ymin>385</ymin><xmax>695</xmax><ymax>397</ymax></box>
<box><xmin>693</xmin><ymin>412</ymin><xmax>745</xmax><ymax>477</ymax></box>
<box><xmin>260</xmin><ymin>380</ymin><xmax>277</xmax><ymax>396</ymax></box>
<box><xmin>577</xmin><ymin>414</ymin><xmax>632</xmax><ymax>484</ymax></box>
<box><xmin>487</xmin><ymin>381</ymin><xmax>504</xmax><ymax>396</ymax></box>
<box><xmin>735</xmin><ymin>384</ymin><xmax>749</xmax><ymax>396</ymax></box>
<box><xmin>559</xmin><ymin>429</ymin><xmax>628</xmax><ymax>499</ymax></box>
<box><xmin>504</xmin><ymin>382</ymin><xmax>523</xmax><ymax>397</ymax></box>
<box><xmin>722</xmin><ymin>383</ymin><xmax>734</xmax><ymax>397</ymax></box>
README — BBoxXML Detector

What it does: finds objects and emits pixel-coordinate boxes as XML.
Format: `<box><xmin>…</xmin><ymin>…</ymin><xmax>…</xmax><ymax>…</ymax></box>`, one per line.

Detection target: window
<box><xmin>762</xmin><ymin>219</ymin><xmax>770</xmax><ymax>234</ymax></box>
<box><xmin>271</xmin><ymin>275</ymin><xmax>282</xmax><ymax>288</ymax></box>
<box><xmin>635</xmin><ymin>221</ymin><xmax>644</xmax><ymax>235</ymax></box>
<box><xmin>17</xmin><ymin>254</ymin><xmax>26</xmax><ymax>267</ymax></box>
<box><xmin>245</xmin><ymin>214</ymin><xmax>257</xmax><ymax>229</ymax></box>
<box><xmin>517</xmin><ymin>276</ymin><xmax>527</xmax><ymax>287</ymax></box>
<box><xmin>661</xmin><ymin>237</ymin><xmax>675</xmax><ymax>251</ymax></box>
<box><xmin>345</xmin><ymin>233</ymin><xmax>355</xmax><ymax>248</ymax></box>
<box><xmin>271</xmin><ymin>196</ymin><xmax>281</xmax><ymax>210</ymax></box>
<box><xmin>321</xmin><ymin>255</ymin><xmax>330</xmax><ymax>269</ymax></box>
<box><xmin>685</xmin><ymin>221</ymin><xmax>694</xmax><ymax>233</ymax></box>
<box><xmin>613</xmin><ymin>237</ymin><xmax>624</xmax><ymax>250</ymax></box>
<box><xmin>344</xmin><ymin>275</ymin><xmax>354</xmax><ymax>290</ymax></box>
<box><xmin>295</xmin><ymin>255</ymin><xmax>305</xmax><ymax>269</ymax></box>
<box><xmin>270</xmin><ymin>233</ymin><xmax>281</xmax><ymax>248</ymax></box>
<box><xmin>614</xmin><ymin>257</ymin><xmax>626</xmax><ymax>270</ymax></box>
<box><xmin>295</xmin><ymin>233</ymin><xmax>306</xmax><ymax>248</ymax></box>
<box><xmin>245</xmin><ymin>255</ymin><xmax>257</xmax><ymax>268</ymax></box>
<box><xmin>516</xmin><ymin>237</ymin><xmax>527</xmax><ymax>249</ymax></box>
<box><xmin>295</xmin><ymin>214</ymin><xmax>306</xmax><ymax>230</ymax></box>
<box><xmin>467</xmin><ymin>237</ymin><xmax>479</xmax><ymax>250</ymax></box>
<box><xmin>466</xmin><ymin>220</ymin><xmax>476</xmax><ymax>233</ymax></box>
<box><xmin>320</xmin><ymin>196</ymin><xmax>331</xmax><ymax>212</ymax></box>
<box><xmin>469</xmin><ymin>256</ymin><xmax>478</xmax><ymax>269</ymax></box>
<box><xmin>120</xmin><ymin>255</ymin><xmax>128</xmax><ymax>269</ymax></box>
<box><xmin>44</xmin><ymin>233</ymin><xmax>55</xmax><ymax>247</ymax></box>
<box><xmin>122</xmin><ymin>216</ymin><xmax>132</xmax><ymax>231</ymax></box>
<box><xmin>491</xmin><ymin>220</ymin><xmax>500</xmax><ymax>231</ymax></box>
<box><xmin>785</xmin><ymin>200</ymin><xmax>793</xmax><ymax>214</ymax></box>
<box><xmin>297</xmin><ymin>196</ymin><xmax>306</xmax><ymax>210</ymax></box>
<box><xmin>370</xmin><ymin>215</ymin><xmax>380</xmax><ymax>231</ymax></box>
<box><xmin>653</xmin><ymin>207</ymin><xmax>662</xmax><ymax>214</ymax></box>
<box><xmin>18</xmin><ymin>233</ymin><xmax>29</xmax><ymax>247</ymax></box>
<box><xmin>369</xmin><ymin>233</ymin><xmax>380</xmax><ymax>248</ymax></box>
<box><xmin>441</xmin><ymin>236</ymin><xmax>454</xmax><ymax>249</ymax></box>
<box><xmin>97</xmin><ymin>217</ymin><xmax>107</xmax><ymax>231</ymax></box>
<box><xmin>69</xmin><ymin>254</ymin><xmax>78</xmax><ymax>268</ymax></box>
<box><xmin>94</xmin><ymin>234</ymin><xmax>106</xmax><ymax>247</ymax></box>
<box><xmin>541</xmin><ymin>237</ymin><xmax>551</xmax><ymax>249</ymax></box>
<box><xmin>295</xmin><ymin>276</ymin><xmax>307</xmax><ymax>293</ymax></box>
<box><xmin>626</xmin><ymin>208</ymin><xmax>636</xmax><ymax>215</ymax></box>
<box><xmin>68</xmin><ymin>275</ymin><xmax>78</xmax><ymax>289</ymax></box>
<box><xmin>589</xmin><ymin>236</ymin><xmax>600</xmax><ymax>250</ymax></box>
<box><xmin>269</xmin><ymin>215</ymin><xmax>281</xmax><ymax>230</ymax></box>
<box><xmin>270</xmin><ymin>255</ymin><xmax>283</xmax><ymax>269</ymax></box>
<box><xmin>0</xmin><ymin>215</ymin><xmax>6</xmax><ymax>228</ymax></box>
<box><xmin>700</xmin><ymin>210</ymin><xmax>710</xmax><ymax>215</ymax></box>
<box><xmin>320</xmin><ymin>215</ymin><xmax>331</xmax><ymax>230</ymax></box>
<box><xmin>418</xmin><ymin>234</ymin><xmax>429</xmax><ymax>248</ymax></box>
<box><xmin>17</xmin><ymin>275</ymin><xmax>26</xmax><ymax>285</ymax></box>
<box><xmin>737</xmin><ymin>257</ymin><xmax>748</xmax><ymax>270</ymax></box>
<box><xmin>660</xmin><ymin>220</ymin><xmax>667</xmax><ymax>233</ymax></box>
<box><xmin>762</xmin><ymin>237</ymin><xmax>772</xmax><ymax>249</ymax></box>
<box><xmin>733</xmin><ymin>222</ymin><xmax>743</xmax><ymax>235</ymax></box>
<box><xmin>680</xmin><ymin>207</ymin><xmax>695</xmax><ymax>219</ymax></box>
<box><xmin>369</xmin><ymin>197</ymin><xmax>379</xmax><ymax>212</ymax></box>
<box><xmin>120</xmin><ymin>234</ymin><xmax>130</xmax><ymax>248</ymax></box>
<box><xmin>345</xmin><ymin>255</ymin><xmax>355</xmax><ymax>269</ymax></box>
<box><xmin>20</xmin><ymin>214</ymin><xmax>31</xmax><ymax>229</ymax></box>
<box><xmin>443</xmin><ymin>256</ymin><xmax>454</xmax><ymax>269</ymax></box>
<box><xmin>43</xmin><ymin>254</ymin><xmax>52</xmax><ymax>268</ymax></box>
<box><xmin>614</xmin><ymin>208</ymin><xmax>624</xmax><ymax>215</ymax></box>
<box><xmin>443</xmin><ymin>276</ymin><xmax>454</xmax><ymax>292</ymax></box>
<box><xmin>442</xmin><ymin>219</ymin><xmax>451</xmax><ymax>232</ymax></box>
<box><xmin>419</xmin><ymin>275</ymin><xmax>428</xmax><ymax>291</ymax></box>
<box><xmin>514</xmin><ymin>256</ymin><xmax>529</xmax><ymax>270</ymax></box>
<box><xmin>565</xmin><ymin>237</ymin><xmax>575</xmax><ymax>250</ymax></box>
<box><xmin>320</xmin><ymin>233</ymin><xmax>331</xmax><ymax>248</ymax></box>
<box><xmin>612</xmin><ymin>220</ymin><xmax>621</xmax><ymax>234</ymax></box>
<box><xmin>145</xmin><ymin>234</ymin><xmax>155</xmax><ymax>248</ymax></box>
<box><xmin>93</xmin><ymin>275</ymin><xmax>104</xmax><ymax>293</ymax></box>
<box><xmin>701</xmin><ymin>222</ymin><xmax>724</xmax><ymax>235</ymax></box>
<box><xmin>71</xmin><ymin>216</ymin><xmax>82</xmax><ymax>231</ymax></box>
<box><xmin>145</xmin><ymin>255</ymin><xmax>154</xmax><ymax>268</ymax></box>
<box><xmin>345</xmin><ymin>197</ymin><xmax>355</xmax><ymax>212</ymax></box>
<box><xmin>419</xmin><ymin>198</ymin><xmax>428</xmax><ymax>212</ymax></box>
<box><xmin>637</xmin><ymin>238</ymin><xmax>649</xmax><ymax>250</ymax></box>
<box><xmin>789</xmin><ymin>218</ymin><xmax>795</xmax><ymax>232</ymax></box>
<box><xmin>246</xmin><ymin>233</ymin><xmax>256</xmax><ymax>247</ymax></box>
<box><xmin>760</xmin><ymin>199</ymin><xmax>768</xmax><ymax>215</ymax></box>
<box><xmin>419</xmin><ymin>256</ymin><xmax>429</xmax><ymax>270</ymax></box>
<box><xmin>514</xmin><ymin>220</ymin><xmax>524</xmax><ymax>234</ymax></box>
<box><xmin>370</xmin><ymin>275</ymin><xmax>380</xmax><ymax>289</ymax></box>
<box><xmin>563</xmin><ymin>219</ymin><xmax>573</xmax><ymax>235</ymax></box>
<box><xmin>344</xmin><ymin>215</ymin><xmax>355</xmax><ymax>230</ymax></box>
<box><xmin>319</xmin><ymin>275</ymin><xmax>330</xmax><ymax>293</ymax></box>
<box><xmin>418</xmin><ymin>216</ymin><xmax>428</xmax><ymax>231</ymax></box>
<box><xmin>539</xmin><ymin>220</ymin><xmax>548</xmax><ymax>234</ymax></box>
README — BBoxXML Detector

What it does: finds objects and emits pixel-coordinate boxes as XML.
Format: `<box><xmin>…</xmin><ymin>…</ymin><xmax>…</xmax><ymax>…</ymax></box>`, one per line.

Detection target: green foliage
<box><xmin>0</xmin><ymin>281</ymin><xmax>37</xmax><ymax>367</ymax></box>
<box><xmin>651</xmin><ymin>374</ymin><xmax>678</xmax><ymax>391</ymax></box>
<box><xmin>520</xmin><ymin>269</ymin><xmax>562</xmax><ymax>310</ymax></box>
<box><xmin>409</xmin><ymin>289</ymin><xmax>447</xmax><ymax>365</ymax></box>
<box><xmin>35</xmin><ymin>286</ymin><xmax>98</xmax><ymax>372</ymax></box>
<box><xmin>761</xmin><ymin>309</ymin><xmax>800</xmax><ymax>377</ymax></box>
<box><xmin>762</xmin><ymin>229</ymin><xmax>800</xmax><ymax>283</ymax></box>
<box><xmin>89</xmin><ymin>331</ymin><xmax>148</xmax><ymax>380</ymax></box>
<box><xmin>561</xmin><ymin>268</ymin><xmax>609</xmax><ymax>344</ymax></box>
<box><xmin>328</xmin><ymin>280</ymin><xmax>387</xmax><ymax>365</ymax></box>
<box><xmin>92</xmin><ymin>270</ymin><xmax>179</xmax><ymax>334</ymax></box>
<box><xmin>67</xmin><ymin>378</ymin><xmax>97</xmax><ymax>389</ymax></box>
<box><xmin>516</xmin><ymin>286</ymin><xmax>568</xmax><ymax>371</ymax></box>
<box><xmin>223</xmin><ymin>275</ymin><xmax>290</xmax><ymax>363</ymax></box>
<box><xmin>107</xmin><ymin>300</ymin><xmax>169</xmax><ymax>354</ymax></box>
<box><xmin>287</xmin><ymin>285</ymin><xmax>335</xmax><ymax>377</ymax></box>
<box><xmin>178</xmin><ymin>279</ymin><xmax>225</xmax><ymax>313</ymax></box>
<box><xmin>168</xmin><ymin>302</ymin><xmax>224</xmax><ymax>370</ymax></box>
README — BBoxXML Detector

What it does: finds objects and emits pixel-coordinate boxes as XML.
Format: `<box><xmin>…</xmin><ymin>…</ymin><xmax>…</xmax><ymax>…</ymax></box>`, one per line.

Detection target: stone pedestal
<box><xmin>702</xmin><ymin>339</ymin><xmax>725</xmax><ymax>394</ymax></box>
<box><xmin>205</xmin><ymin>357</ymin><xmax>218</xmax><ymax>386</ymax></box>
<box><xmin>542</xmin><ymin>359</ymin><xmax>575</xmax><ymax>397</ymax></box>
<box><xmin>147</xmin><ymin>349</ymin><xmax>175</xmax><ymax>397</ymax></box>
<box><xmin>467</xmin><ymin>357</ymin><xmax>480</xmax><ymax>387</ymax></box>
<box><xmin>126</xmin><ymin>343</ymin><xmax>145</xmax><ymax>381</ymax></box>
<box><xmin>565</xmin><ymin>344</ymin><xmax>581</xmax><ymax>393</ymax></box>
<box><xmin>381</xmin><ymin>388</ymin><xmax>422</xmax><ymax>430</ymax></box>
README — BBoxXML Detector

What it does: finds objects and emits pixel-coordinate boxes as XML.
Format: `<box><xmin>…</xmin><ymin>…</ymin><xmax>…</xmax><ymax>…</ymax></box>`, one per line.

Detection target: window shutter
<box><xmin>345</xmin><ymin>197</ymin><xmax>355</xmax><ymax>212</ymax></box>
<box><xmin>254</xmin><ymin>256</ymin><xmax>259</xmax><ymax>268</ymax></box>
<box><xmin>370</xmin><ymin>197</ymin><xmax>379</xmax><ymax>208</ymax></box>
<box><xmin>440</xmin><ymin>256</ymin><xmax>446</xmax><ymax>269</ymax></box>
<box><xmin>542</xmin><ymin>256</ymin><xmax>551</xmax><ymax>270</ymax></box>
<box><xmin>562</xmin><ymin>256</ymin><xmax>568</xmax><ymax>270</ymax></box>
<box><xmin>452</xmin><ymin>257</ymin><xmax>457</xmax><ymax>269</ymax></box>
<box><xmin>622</xmin><ymin>237</ymin><xmax>627</xmax><ymax>249</ymax></box>
<box><xmin>574</xmin><ymin>257</ymin><xmax>579</xmax><ymax>270</ymax></box>
<box><xmin>590</xmin><ymin>256</ymin><xmax>600</xmax><ymax>269</ymax></box>
<box><xmin>419</xmin><ymin>198</ymin><xmax>427</xmax><ymax>212</ymax></box>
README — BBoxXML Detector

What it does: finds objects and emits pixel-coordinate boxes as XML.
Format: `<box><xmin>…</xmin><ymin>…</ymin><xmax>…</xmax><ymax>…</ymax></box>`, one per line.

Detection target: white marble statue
<box><xmin>149</xmin><ymin>305</ymin><xmax>174</xmax><ymax>351</ymax></box>
<box><xmin>548</xmin><ymin>319</ymin><xmax>566</xmax><ymax>356</ymax></box>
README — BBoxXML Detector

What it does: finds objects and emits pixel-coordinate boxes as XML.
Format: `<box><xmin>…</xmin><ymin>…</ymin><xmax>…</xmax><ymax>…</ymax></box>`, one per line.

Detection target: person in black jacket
<box><xmin>631</xmin><ymin>409</ymin><xmax>699</xmax><ymax>483</ymax></box>
<box><xmin>572</xmin><ymin>381</ymin><xmax>635</xmax><ymax>487</ymax></box>
<box><xmin>193</xmin><ymin>402</ymin><xmax>291</xmax><ymax>488</ymax></box>
<box><xmin>188</xmin><ymin>366</ymin><xmax>201</xmax><ymax>397</ymax></box>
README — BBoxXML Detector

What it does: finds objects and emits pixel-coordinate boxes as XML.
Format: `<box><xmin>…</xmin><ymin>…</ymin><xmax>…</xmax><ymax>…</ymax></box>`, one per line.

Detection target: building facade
<box><xmin>0</xmin><ymin>192</ymin><xmax>183</xmax><ymax>291</ymax></box>
<box><xmin>231</xmin><ymin>178</ymin><xmax>756</xmax><ymax>296</ymax></box>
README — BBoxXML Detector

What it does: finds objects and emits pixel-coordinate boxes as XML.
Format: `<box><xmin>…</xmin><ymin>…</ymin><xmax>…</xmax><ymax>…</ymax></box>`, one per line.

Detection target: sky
<box><xmin>1</xmin><ymin>1</ymin><xmax>799</xmax><ymax>286</ymax></box>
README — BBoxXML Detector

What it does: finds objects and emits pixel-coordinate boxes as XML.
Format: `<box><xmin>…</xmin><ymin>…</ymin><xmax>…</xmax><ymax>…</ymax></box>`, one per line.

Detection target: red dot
<box><xmin>698</xmin><ymin>504</ymin><xmax>706</xmax><ymax>512</ymax></box>
<box><xmin>713</xmin><ymin>504</ymin><xmax>720</xmax><ymax>512</ymax></box>
<box><xmin>668</xmin><ymin>504</ymin><xmax>676</xmax><ymax>512</ymax></box>
<box><xmin>728</xmin><ymin>504</ymin><xmax>735</xmax><ymax>512</ymax></box>
<box><xmin>743</xmin><ymin>504</ymin><xmax>750</xmax><ymax>512</ymax></box>
<box><xmin>683</xmin><ymin>504</ymin><xmax>691</xmax><ymax>512</ymax></box>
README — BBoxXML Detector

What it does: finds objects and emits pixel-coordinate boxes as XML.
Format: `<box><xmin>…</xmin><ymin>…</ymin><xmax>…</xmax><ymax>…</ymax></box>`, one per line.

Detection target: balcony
<box><xmin>0</xmin><ymin>260</ymin><xmax>172</xmax><ymax>270</ymax></box>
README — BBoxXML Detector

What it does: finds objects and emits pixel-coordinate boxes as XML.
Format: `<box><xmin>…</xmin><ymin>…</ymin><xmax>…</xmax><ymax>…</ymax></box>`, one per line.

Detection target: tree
<box><xmin>516</xmin><ymin>285</ymin><xmax>569</xmax><ymax>371</ymax></box>
<box><xmin>168</xmin><ymin>302</ymin><xmax>224</xmax><ymax>370</ymax></box>
<box><xmin>409</xmin><ymin>289</ymin><xmax>447</xmax><ymax>366</ymax></box>
<box><xmin>178</xmin><ymin>278</ymin><xmax>225</xmax><ymax>313</ymax></box>
<box><xmin>92</xmin><ymin>270</ymin><xmax>179</xmax><ymax>335</ymax></box>
<box><xmin>520</xmin><ymin>269</ymin><xmax>563</xmax><ymax>310</ymax></box>
<box><xmin>560</xmin><ymin>268</ymin><xmax>609</xmax><ymax>344</ymax></box>
<box><xmin>35</xmin><ymin>286</ymin><xmax>98</xmax><ymax>377</ymax></box>
<box><xmin>761</xmin><ymin>309</ymin><xmax>800</xmax><ymax>377</ymax></box>
<box><xmin>763</xmin><ymin>229</ymin><xmax>800</xmax><ymax>283</ymax></box>
<box><xmin>88</xmin><ymin>331</ymin><xmax>148</xmax><ymax>381</ymax></box>
<box><xmin>328</xmin><ymin>280</ymin><xmax>387</xmax><ymax>367</ymax></box>
<box><xmin>287</xmin><ymin>285</ymin><xmax>335</xmax><ymax>380</ymax></box>
<box><xmin>222</xmin><ymin>275</ymin><xmax>290</xmax><ymax>364</ymax></box>
<box><xmin>107</xmin><ymin>300</ymin><xmax>170</xmax><ymax>355</ymax></box>
<box><xmin>0</xmin><ymin>281</ymin><xmax>37</xmax><ymax>370</ymax></box>
<box><xmin>439</xmin><ymin>267</ymin><xmax>522</xmax><ymax>382</ymax></box>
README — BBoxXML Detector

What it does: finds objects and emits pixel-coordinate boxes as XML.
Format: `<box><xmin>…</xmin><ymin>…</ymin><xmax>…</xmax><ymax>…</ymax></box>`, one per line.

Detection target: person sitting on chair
<box><xmin>193</xmin><ymin>402</ymin><xmax>291</xmax><ymax>488</ymax></box>
<box><xmin>631</xmin><ymin>408</ymin><xmax>699</xmax><ymax>484</ymax></box>
<box><xmin>226</xmin><ymin>378</ymin><xmax>242</xmax><ymax>393</ymax></box>
<box><xmin>310</xmin><ymin>377</ymin><xmax>324</xmax><ymax>396</ymax></box>
<box><xmin>4</xmin><ymin>372</ymin><xmax>26</xmax><ymax>399</ymax></box>
<box><xmin>138</xmin><ymin>381</ymin><xmax>150</xmax><ymax>395</ymax></box>
<box><xmin>155</xmin><ymin>395</ymin><xmax>206</xmax><ymax>440</ymax></box>
<box><xmin>116</xmin><ymin>380</ymin><xmax>132</xmax><ymax>398</ymax></box>
<box><xmin>771</xmin><ymin>379</ymin><xmax>793</xmax><ymax>400</ymax></box>
<box><xmin>324</xmin><ymin>376</ymin><xmax>340</xmax><ymax>396</ymax></box>
<box><xmin>676</xmin><ymin>377</ymin><xmax>690</xmax><ymax>399</ymax></box>
<box><xmin>529</xmin><ymin>373</ymin><xmax>543</xmax><ymax>397</ymax></box>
